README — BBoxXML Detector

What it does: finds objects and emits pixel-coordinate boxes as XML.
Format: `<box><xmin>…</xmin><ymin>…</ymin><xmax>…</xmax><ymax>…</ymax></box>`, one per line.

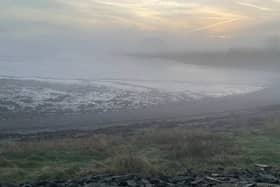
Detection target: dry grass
<box><xmin>2</xmin><ymin>134</ymin><xmax>121</xmax><ymax>154</ymax></box>
<box><xmin>109</xmin><ymin>153</ymin><xmax>158</xmax><ymax>176</ymax></box>
<box><xmin>134</xmin><ymin>128</ymin><xmax>240</xmax><ymax>166</ymax></box>
<box><xmin>0</xmin><ymin>127</ymin><xmax>247</xmax><ymax>183</ymax></box>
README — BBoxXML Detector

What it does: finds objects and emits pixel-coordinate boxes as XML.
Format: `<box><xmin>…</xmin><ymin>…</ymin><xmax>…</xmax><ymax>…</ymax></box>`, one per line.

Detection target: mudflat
<box><xmin>1</xmin><ymin>82</ymin><xmax>280</xmax><ymax>134</ymax></box>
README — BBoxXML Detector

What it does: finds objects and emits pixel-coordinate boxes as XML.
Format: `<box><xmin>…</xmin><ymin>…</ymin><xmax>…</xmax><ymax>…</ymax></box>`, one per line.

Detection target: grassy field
<box><xmin>1</xmin><ymin>121</ymin><xmax>280</xmax><ymax>184</ymax></box>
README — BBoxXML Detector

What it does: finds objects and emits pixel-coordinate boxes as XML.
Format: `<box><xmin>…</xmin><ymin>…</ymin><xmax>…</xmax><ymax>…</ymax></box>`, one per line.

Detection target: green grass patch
<box><xmin>1</xmin><ymin>121</ymin><xmax>280</xmax><ymax>184</ymax></box>
<box><xmin>236</xmin><ymin>122</ymin><xmax>280</xmax><ymax>166</ymax></box>
<box><xmin>0</xmin><ymin>150</ymin><xmax>104</xmax><ymax>183</ymax></box>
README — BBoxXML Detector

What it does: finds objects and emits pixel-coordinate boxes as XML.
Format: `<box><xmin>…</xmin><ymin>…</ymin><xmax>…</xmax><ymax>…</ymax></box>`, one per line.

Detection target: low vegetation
<box><xmin>0</xmin><ymin>121</ymin><xmax>280</xmax><ymax>184</ymax></box>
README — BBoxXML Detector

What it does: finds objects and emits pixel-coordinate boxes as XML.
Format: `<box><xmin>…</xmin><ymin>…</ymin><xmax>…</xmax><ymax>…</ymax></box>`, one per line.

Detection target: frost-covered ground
<box><xmin>0</xmin><ymin>76</ymin><xmax>264</xmax><ymax>114</ymax></box>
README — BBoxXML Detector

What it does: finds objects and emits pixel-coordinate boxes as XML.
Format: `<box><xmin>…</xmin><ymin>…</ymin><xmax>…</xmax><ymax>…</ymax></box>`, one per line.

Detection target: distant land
<box><xmin>127</xmin><ymin>48</ymin><xmax>280</xmax><ymax>71</ymax></box>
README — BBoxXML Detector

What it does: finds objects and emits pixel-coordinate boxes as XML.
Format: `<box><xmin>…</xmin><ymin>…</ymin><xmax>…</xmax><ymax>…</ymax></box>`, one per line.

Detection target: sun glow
<box><xmin>54</xmin><ymin>0</ymin><xmax>251</xmax><ymax>36</ymax></box>
<box><xmin>1</xmin><ymin>0</ymin><xmax>279</xmax><ymax>38</ymax></box>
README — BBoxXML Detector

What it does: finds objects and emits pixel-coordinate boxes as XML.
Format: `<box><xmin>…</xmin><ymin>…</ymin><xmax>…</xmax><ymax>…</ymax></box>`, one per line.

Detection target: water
<box><xmin>0</xmin><ymin>55</ymin><xmax>275</xmax><ymax>95</ymax></box>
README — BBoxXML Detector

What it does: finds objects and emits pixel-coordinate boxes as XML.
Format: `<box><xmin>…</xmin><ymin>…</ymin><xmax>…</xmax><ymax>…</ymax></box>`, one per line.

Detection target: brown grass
<box><xmin>0</xmin><ymin>127</ymin><xmax>241</xmax><ymax>183</ymax></box>
<box><xmin>135</xmin><ymin>128</ymin><xmax>241</xmax><ymax>169</ymax></box>
<box><xmin>109</xmin><ymin>152</ymin><xmax>158</xmax><ymax>175</ymax></box>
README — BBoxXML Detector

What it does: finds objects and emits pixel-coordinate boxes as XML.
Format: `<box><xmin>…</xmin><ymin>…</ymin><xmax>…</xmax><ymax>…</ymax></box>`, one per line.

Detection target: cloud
<box><xmin>53</xmin><ymin>0</ymin><xmax>247</xmax><ymax>35</ymax></box>
<box><xmin>1</xmin><ymin>0</ymin><xmax>280</xmax><ymax>51</ymax></box>
<box><xmin>191</xmin><ymin>18</ymin><xmax>242</xmax><ymax>33</ymax></box>
<box><xmin>236</xmin><ymin>1</ymin><xmax>274</xmax><ymax>11</ymax></box>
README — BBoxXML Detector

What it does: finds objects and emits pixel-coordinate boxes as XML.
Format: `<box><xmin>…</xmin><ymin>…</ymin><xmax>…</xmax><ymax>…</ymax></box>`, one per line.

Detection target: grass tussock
<box><xmin>134</xmin><ymin>128</ymin><xmax>240</xmax><ymax>168</ymax></box>
<box><xmin>1</xmin><ymin>122</ymin><xmax>280</xmax><ymax>184</ymax></box>
<box><xmin>110</xmin><ymin>153</ymin><xmax>158</xmax><ymax>176</ymax></box>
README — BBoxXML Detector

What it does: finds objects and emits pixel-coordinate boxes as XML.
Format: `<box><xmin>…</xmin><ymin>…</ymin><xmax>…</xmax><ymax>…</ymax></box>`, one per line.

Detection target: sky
<box><xmin>0</xmin><ymin>0</ymin><xmax>280</xmax><ymax>55</ymax></box>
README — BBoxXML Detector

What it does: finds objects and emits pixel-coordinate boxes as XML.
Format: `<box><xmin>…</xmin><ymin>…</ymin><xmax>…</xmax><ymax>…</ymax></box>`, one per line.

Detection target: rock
<box><xmin>255</xmin><ymin>164</ymin><xmax>271</xmax><ymax>169</ymax></box>
<box><xmin>144</xmin><ymin>184</ymin><xmax>153</xmax><ymax>187</ymax></box>
<box><xmin>32</xmin><ymin>181</ymin><xmax>52</xmax><ymax>187</ymax></box>
<box><xmin>141</xmin><ymin>179</ymin><xmax>152</xmax><ymax>187</ymax></box>
<box><xmin>256</xmin><ymin>183</ymin><xmax>280</xmax><ymax>187</ymax></box>
<box><xmin>211</xmin><ymin>173</ymin><xmax>220</xmax><ymax>177</ymax></box>
<box><xmin>205</xmin><ymin>176</ymin><xmax>223</xmax><ymax>183</ymax></box>
<box><xmin>190</xmin><ymin>177</ymin><xmax>204</xmax><ymax>185</ymax></box>
<box><xmin>244</xmin><ymin>183</ymin><xmax>257</xmax><ymax>187</ymax></box>
<box><xmin>117</xmin><ymin>181</ymin><xmax>129</xmax><ymax>186</ymax></box>
<box><xmin>45</xmin><ymin>182</ymin><xmax>59</xmax><ymax>187</ymax></box>
<box><xmin>214</xmin><ymin>184</ymin><xmax>241</xmax><ymax>187</ymax></box>
<box><xmin>169</xmin><ymin>176</ymin><xmax>193</xmax><ymax>183</ymax></box>
<box><xmin>2</xmin><ymin>168</ymin><xmax>280</xmax><ymax>187</ymax></box>
<box><xmin>85</xmin><ymin>183</ymin><xmax>112</xmax><ymax>187</ymax></box>
<box><xmin>125</xmin><ymin>180</ymin><xmax>137</xmax><ymax>187</ymax></box>
<box><xmin>149</xmin><ymin>178</ymin><xmax>161</xmax><ymax>185</ymax></box>
<box><xmin>64</xmin><ymin>180</ymin><xmax>79</xmax><ymax>187</ymax></box>
<box><xmin>256</xmin><ymin>174</ymin><xmax>279</xmax><ymax>184</ymax></box>
<box><xmin>20</xmin><ymin>185</ymin><xmax>32</xmax><ymax>187</ymax></box>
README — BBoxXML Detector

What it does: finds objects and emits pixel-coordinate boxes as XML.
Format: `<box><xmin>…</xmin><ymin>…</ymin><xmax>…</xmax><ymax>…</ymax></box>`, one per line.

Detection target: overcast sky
<box><xmin>1</xmin><ymin>0</ymin><xmax>280</xmax><ymax>55</ymax></box>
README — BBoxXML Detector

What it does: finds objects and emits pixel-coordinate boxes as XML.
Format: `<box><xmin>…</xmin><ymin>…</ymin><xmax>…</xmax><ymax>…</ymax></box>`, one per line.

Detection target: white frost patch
<box><xmin>0</xmin><ymin>77</ymin><xmax>265</xmax><ymax>113</ymax></box>
<box><xmin>108</xmin><ymin>80</ymin><xmax>264</xmax><ymax>97</ymax></box>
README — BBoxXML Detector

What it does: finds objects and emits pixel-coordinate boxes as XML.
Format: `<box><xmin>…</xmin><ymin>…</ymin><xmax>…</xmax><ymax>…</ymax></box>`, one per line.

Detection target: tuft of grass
<box><xmin>134</xmin><ymin>128</ymin><xmax>241</xmax><ymax>169</ymax></box>
<box><xmin>0</xmin><ymin>136</ymin><xmax>116</xmax><ymax>183</ymax></box>
<box><xmin>236</xmin><ymin>120</ymin><xmax>280</xmax><ymax>167</ymax></box>
<box><xmin>109</xmin><ymin>152</ymin><xmax>158</xmax><ymax>176</ymax></box>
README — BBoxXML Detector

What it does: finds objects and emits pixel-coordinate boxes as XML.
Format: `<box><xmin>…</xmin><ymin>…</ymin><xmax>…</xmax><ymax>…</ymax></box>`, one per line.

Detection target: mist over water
<box><xmin>0</xmin><ymin>55</ymin><xmax>277</xmax><ymax>105</ymax></box>
<box><xmin>0</xmin><ymin>55</ymin><xmax>275</xmax><ymax>79</ymax></box>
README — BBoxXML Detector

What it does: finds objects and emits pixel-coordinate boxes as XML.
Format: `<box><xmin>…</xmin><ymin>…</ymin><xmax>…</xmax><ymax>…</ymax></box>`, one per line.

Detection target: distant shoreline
<box><xmin>127</xmin><ymin>49</ymin><xmax>280</xmax><ymax>72</ymax></box>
